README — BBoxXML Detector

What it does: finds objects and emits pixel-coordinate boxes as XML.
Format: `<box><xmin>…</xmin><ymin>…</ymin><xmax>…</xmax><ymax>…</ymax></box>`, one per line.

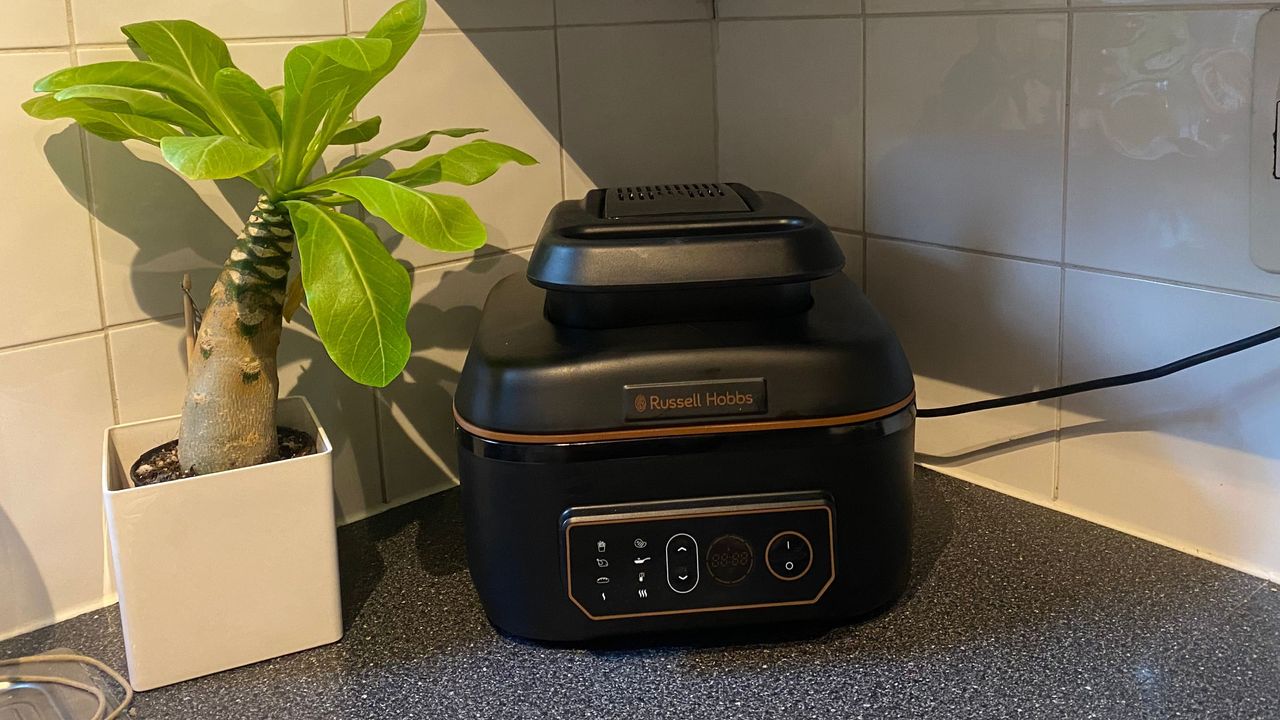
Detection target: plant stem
<box><xmin>177</xmin><ymin>196</ymin><xmax>294</xmax><ymax>474</ymax></box>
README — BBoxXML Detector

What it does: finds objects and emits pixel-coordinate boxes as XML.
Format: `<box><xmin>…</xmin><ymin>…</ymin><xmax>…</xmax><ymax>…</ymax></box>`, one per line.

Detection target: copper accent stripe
<box><xmin>564</xmin><ymin>504</ymin><xmax>836</xmax><ymax>621</ymax></box>
<box><xmin>456</xmin><ymin>391</ymin><xmax>914</xmax><ymax>445</ymax></box>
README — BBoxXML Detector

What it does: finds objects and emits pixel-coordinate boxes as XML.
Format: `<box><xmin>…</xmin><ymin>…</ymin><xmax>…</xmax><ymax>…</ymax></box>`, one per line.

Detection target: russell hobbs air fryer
<box><xmin>454</xmin><ymin>183</ymin><xmax>916</xmax><ymax>642</ymax></box>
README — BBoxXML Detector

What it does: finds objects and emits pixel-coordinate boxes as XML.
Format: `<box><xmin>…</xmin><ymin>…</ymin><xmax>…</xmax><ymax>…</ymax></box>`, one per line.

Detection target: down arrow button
<box><xmin>666</xmin><ymin>533</ymin><xmax>699</xmax><ymax>594</ymax></box>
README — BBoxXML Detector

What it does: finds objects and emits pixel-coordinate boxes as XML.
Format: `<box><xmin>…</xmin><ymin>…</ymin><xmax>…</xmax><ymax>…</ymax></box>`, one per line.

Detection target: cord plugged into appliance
<box><xmin>916</xmin><ymin>323</ymin><xmax>1280</xmax><ymax>418</ymax></box>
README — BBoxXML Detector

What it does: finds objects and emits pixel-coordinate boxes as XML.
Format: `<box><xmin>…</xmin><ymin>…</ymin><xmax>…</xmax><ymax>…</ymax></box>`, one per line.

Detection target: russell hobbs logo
<box><xmin>624</xmin><ymin>379</ymin><xmax>766</xmax><ymax>421</ymax></box>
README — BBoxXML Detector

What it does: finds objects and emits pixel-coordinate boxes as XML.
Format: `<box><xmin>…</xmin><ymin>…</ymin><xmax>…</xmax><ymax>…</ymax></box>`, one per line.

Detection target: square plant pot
<box><xmin>102</xmin><ymin>396</ymin><xmax>342</xmax><ymax>691</ymax></box>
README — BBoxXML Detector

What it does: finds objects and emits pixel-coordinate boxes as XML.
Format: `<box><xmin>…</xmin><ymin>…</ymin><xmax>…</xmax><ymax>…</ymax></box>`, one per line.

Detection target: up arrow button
<box><xmin>665</xmin><ymin>533</ymin><xmax>699</xmax><ymax>594</ymax></box>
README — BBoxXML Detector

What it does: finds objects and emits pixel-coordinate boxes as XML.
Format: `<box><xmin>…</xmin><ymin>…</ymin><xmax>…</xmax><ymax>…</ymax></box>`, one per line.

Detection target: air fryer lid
<box><xmin>527</xmin><ymin>183</ymin><xmax>844</xmax><ymax>292</ymax></box>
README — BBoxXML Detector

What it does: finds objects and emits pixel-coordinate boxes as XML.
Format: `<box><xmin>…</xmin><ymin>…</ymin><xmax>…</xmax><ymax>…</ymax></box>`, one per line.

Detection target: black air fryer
<box><xmin>455</xmin><ymin>183</ymin><xmax>915</xmax><ymax>642</ymax></box>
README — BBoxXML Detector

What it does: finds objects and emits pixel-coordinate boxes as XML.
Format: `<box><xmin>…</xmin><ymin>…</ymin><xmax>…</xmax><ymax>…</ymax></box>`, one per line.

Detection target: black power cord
<box><xmin>916</xmin><ymin>323</ymin><xmax>1280</xmax><ymax>418</ymax></box>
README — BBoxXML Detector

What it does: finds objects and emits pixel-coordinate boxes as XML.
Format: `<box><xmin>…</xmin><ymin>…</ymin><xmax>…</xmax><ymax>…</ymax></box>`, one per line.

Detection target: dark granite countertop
<box><xmin>3</xmin><ymin>468</ymin><xmax>1277</xmax><ymax>719</ymax></box>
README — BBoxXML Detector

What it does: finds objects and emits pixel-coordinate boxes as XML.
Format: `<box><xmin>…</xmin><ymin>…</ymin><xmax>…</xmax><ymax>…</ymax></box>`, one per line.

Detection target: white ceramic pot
<box><xmin>101</xmin><ymin>396</ymin><xmax>342</xmax><ymax>691</ymax></box>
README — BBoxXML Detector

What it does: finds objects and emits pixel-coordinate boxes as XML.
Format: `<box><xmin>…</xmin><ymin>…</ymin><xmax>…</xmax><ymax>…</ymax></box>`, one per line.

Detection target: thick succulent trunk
<box><xmin>178</xmin><ymin>196</ymin><xmax>294</xmax><ymax>475</ymax></box>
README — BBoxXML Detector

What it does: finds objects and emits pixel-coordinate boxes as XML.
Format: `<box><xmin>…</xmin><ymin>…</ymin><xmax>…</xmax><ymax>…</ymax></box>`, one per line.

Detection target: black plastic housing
<box><xmin>454</xmin><ymin>184</ymin><xmax>915</xmax><ymax>642</ymax></box>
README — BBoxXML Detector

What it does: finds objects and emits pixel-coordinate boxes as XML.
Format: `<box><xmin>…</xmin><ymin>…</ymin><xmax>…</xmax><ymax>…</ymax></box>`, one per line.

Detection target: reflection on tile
<box><xmin>555</xmin><ymin>0</ymin><xmax>712</xmax><ymax>25</ymax></box>
<box><xmin>82</xmin><ymin>42</ymin><xmax>346</xmax><ymax>326</ymax></box>
<box><xmin>718</xmin><ymin>18</ymin><xmax>863</xmax><ymax>231</ymax></box>
<box><xmin>378</xmin><ymin>250</ymin><xmax>531</xmax><ymax>505</ymax></box>
<box><xmin>0</xmin><ymin>52</ymin><xmax>99</xmax><ymax>348</ymax></box>
<box><xmin>0</xmin><ymin>0</ymin><xmax>68</xmax><ymax>48</ymax></box>
<box><xmin>349</xmin><ymin>0</ymin><xmax>554</xmax><ymax>31</ymax></box>
<box><xmin>108</xmin><ymin>318</ymin><xmax>383</xmax><ymax>525</ymax></box>
<box><xmin>865</xmin><ymin>14</ymin><xmax>1067</xmax><ymax>261</ymax></box>
<box><xmin>70</xmin><ymin>0</ymin><xmax>345</xmax><ymax>44</ymax></box>
<box><xmin>866</xmin><ymin>238</ymin><xmax>1060</xmax><ymax>498</ymax></box>
<box><xmin>360</xmin><ymin>30</ymin><xmax>561</xmax><ymax>267</ymax></box>
<box><xmin>866</xmin><ymin>0</ymin><xmax>1062</xmax><ymax>11</ymax></box>
<box><xmin>559</xmin><ymin>23</ymin><xmax>715</xmax><ymax>198</ymax></box>
<box><xmin>1067</xmin><ymin>10</ymin><xmax>1278</xmax><ymax>297</ymax></box>
<box><xmin>0</xmin><ymin>336</ymin><xmax>114</xmax><ymax>638</ymax></box>
<box><xmin>717</xmin><ymin>0</ymin><xmax>860</xmax><ymax>17</ymax></box>
<box><xmin>1059</xmin><ymin>270</ymin><xmax>1280</xmax><ymax>579</ymax></box>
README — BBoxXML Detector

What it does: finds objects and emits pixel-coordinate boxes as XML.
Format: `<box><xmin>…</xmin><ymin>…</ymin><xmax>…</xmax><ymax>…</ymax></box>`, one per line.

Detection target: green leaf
<box><xmin>330</xmin><ymin>116</ymin><xmax>381</xmax><ymax>145</ymax></box>
<box><xmin>121</xmin><ymin>20</ymin><xmax>234</xmax><ymax>93</ymax></box>
<box><xmin>266</xmin><ymin>84</ymin><xmax>284</xmax><ymax>116</ymax></box>
<box><xmin>212</xmin><ymin>68</ymin><xmax>280</xmax><ymax>149</ymax></box>
<box><xmin>309</xmin><ymin>127</ymin><xmax>487</xmax><ymax>185</ymax></box>
<box><xmin>34</xmin><ymin>61</ymin><xmax>215</xmax><ymax>120</ymax></box>
<box><xmin>309</xmin><ymin>37</ymin><xmax>392</xmax><ymax>71</ymax></box>
<box><xmin>308</xmin><ymin>176</ymin><xmax>486</xmax><ymax>252</ymax></box>
<box><xmin>282</xmin><ymin>201</ymin><xmax>411</xmax><ymax>387</ymax></box>
<box><xmin>279</xmin><ymin>0</ymin><xmax>425</xmax><ymax>188</ymax></box>
<box><xmin>387</xmin><ymin>140</ymin><xmax>537</xmax><ymax>187</ymax></box>
<box><xmin>160</xmin><ymin>135</ymin><xmax>274</xmax><ymax>180</ymax></box>
<box><xmin>23</xmin><ymin>94</ymin><xmax>176</xmax><ymax>143</ymax></box>
<box><xmin>278</xmin><ymin>37</ymin><xmax>393</xmax><ymax>187</ymax></box>
<box><xmin>52</xmin><ymin>84</ymin><xmax>217</xmax><ymax>135</ymax></box>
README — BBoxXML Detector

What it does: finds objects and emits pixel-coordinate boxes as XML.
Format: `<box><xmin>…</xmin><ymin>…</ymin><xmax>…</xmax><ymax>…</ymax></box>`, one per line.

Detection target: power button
<box><xmin>766</xmin><ymin>531</ymin><xmax>813</xmax><ymax>581</ymax></box>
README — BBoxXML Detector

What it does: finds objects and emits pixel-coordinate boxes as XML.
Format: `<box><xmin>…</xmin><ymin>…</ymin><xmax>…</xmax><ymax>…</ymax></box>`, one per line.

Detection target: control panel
<box><xmin>561</xmin><ymin>493</ymin><xmax>834</xmax><ymax>620</ymax></box>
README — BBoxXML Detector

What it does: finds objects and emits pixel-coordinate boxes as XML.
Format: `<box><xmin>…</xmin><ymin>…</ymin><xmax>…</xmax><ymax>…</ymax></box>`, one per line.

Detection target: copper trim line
<box><xmin>455</xmin><ymin>391</ymin><xmax>916</xmax><ymax>445</ymax></box>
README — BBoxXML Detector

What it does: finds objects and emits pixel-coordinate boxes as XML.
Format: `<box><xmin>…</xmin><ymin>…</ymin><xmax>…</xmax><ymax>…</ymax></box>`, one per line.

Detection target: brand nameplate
<box><xmin>624</xmin><ymin>379</ymin><xmax>767</xmax><ymax>421</ymax></box>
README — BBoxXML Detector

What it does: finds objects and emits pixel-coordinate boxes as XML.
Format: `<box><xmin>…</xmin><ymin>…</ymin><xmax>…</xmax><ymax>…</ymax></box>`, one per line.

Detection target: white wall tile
<box><xmin>1059</xmin><ymin>270</ymin><xmax>1280</xmax><ymax>579</ymax></box>
<box><xmin>717</xmin><ymin>0</ymin><xmax>860</xmax><ymax>18</ymax></box>
<box><xmin>107</xmin><ymin>319</ymin><xmax>384</xmax><ymax>524</ymax></box>
<box><xmin>0</xmin><ymin>52</ymin><xmax>100</xmax><ymax>348</ymax></box>
<box><xmin>378</xmin><ymin>250</ymin><xmax>531</xmax><ymax>504</ymax></box>
<box><xmin>866</xmin><ymin>238</ymin><xmax>1060</xmax><ymax>498</ymax></box>
<box><xmin>0</xmin><ymin>336</ymin><xmax>115</xmax><ymax>638</ymax></box>
<box><xmin>0</xmin><ymin>1</ymin><xmax>68</xmax><ymax>48</ymax></box>
<box><xmin>1067</xmin><ymin>10</ymin><xmax>1278</xmax><ymax>297</ymax></box>
<box><xmin>350</xmin><ymin>0</ymin><xmax>554</xmax><ymax>31</ymax></box>
<box><xmin>70</xmin><ymin>0</ymin><xmax>345</xmax><ymax>44</ymax></box>
<box><xmin>865</xmin><ymin>14</ymin><xmax>1067</xmax><ymax>261</ymax></box>
<box><xmin>1076</xmin><ymin>0</ymin><xmax>1261</xmax><ymax>6</ymax></box>
<box><xmin>866</xmin><ymin>0</ymin><xmax>1063</xmax><ymax>11</ymax></box>
<box><xmin>360</xmin><ymin>30</ymin><xmax>562</xmax><ymax>267</ymax></box>
<box><xmin>82</xmin><ymin>42</ymin><xmax>345</xmax><ymax>326</ymax></box>
<box><xmin>559</xmin><ymin>22</ymin><xmax>716</xmax><ymax>198</ymax></box>
<box><xmin>717</xmin><ymin>18</ymin><xmax>863</xmax><ymax>231</ymax></box>
<box><xmin>555</xmin><ymin>0</ymin><xmax>712</xmax><ymax>25</ymax></box>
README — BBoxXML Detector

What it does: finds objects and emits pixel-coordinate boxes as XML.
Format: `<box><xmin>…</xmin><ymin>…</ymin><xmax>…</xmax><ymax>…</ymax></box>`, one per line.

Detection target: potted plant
<box><xmin>24</xmin><ymin>0</ymin><xmax>534</xmax><ymax>691</ymax></box>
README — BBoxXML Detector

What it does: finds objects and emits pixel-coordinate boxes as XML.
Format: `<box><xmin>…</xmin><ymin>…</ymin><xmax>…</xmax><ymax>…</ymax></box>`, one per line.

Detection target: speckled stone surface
<box><xmin>3</xmin><ymin>468</ymin><xmax>1276</xmax><ymax>719</ymax></box>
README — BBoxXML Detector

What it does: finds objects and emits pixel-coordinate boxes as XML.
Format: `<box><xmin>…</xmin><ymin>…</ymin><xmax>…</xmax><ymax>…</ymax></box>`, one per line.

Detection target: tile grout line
<box><xmin>1053</xmin><ymin>5</ymin><xmax>1075</xmax><ymax>503</ymax></box>
<box><xmin>709</xmin><ymin>16</ymin><xmax>721</xmax><ymax>182</ymax></box>
<box><xmin>551</xmin><ymin>1</ymin><xmax>569</xmax><ymax>202</ymax></box>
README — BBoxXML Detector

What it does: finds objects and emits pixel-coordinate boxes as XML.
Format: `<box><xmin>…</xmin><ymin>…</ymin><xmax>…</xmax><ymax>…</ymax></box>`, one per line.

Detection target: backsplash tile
<box><xmin>0</xmin><ymin>336</ymin><xmax>115</xmax><ymax>637</ymax></box>
<box><xmin>348</xmin><ymin>0</ymin><xmax>555</xmax><ymax>32</ymax></box>
<box><xmin>555</xmin><ymin>0</ymin><xmax>712</xmax><ymax>25</ymax></box>
<box><xmin>717</xmin><ymin>18</ymin><xmax>863</xmax><ymax>231</ymax></box>
<box><xmin>377</xmin><ymin>250</ymin><xmax>532</xmax><ymax>505</ymax></box>
<box><xmin>0</xmin><ymin>0</ymin><xmax>68</xmax><ymax>48</ymax></box>
<box><xmin>0</xmin><ymin>52</ymin><xmax>100</xmax><ymax>348</ymax></box>
<box><xmin>867</xmin><ymin>238</ymin><xmax>1060</xmax><ymax>499</ymax></box>
<box><xmin>866</xmin><ymin>13</ymin><xmax>1067</xmax><ymax>261</ymax></box>
<box><xmin>360</xmin><ymin>30</ymin><xmax>562</xmax><ymax>267</ymax></box>
<box><xmin>717</xmin><ymin>0</ymin><xmax>861</xmax><ymax>17</ymax></box>
<box><xmin>1067</xmin><ymin>10</ymin><xmax>1278</xmax><ymax>297</ymax></box>
<box><xmin>559</xmin><ymin>22</ymin><xmax>716</xmax><ymax>197</ymax></box>
<box><xmin>866</xmin><ymin>0</ymin><xmax>1063</xmax><ymax>11</ymax></box>
<box><xmin>1059</xmin><ymin>270</ymin><xmax>1280</xmax><ymax>579</ymax></box>
<box><xmin>70</xmin><ymin>0</ymin><xmax>346</xmax><ymax>44</ymax></box>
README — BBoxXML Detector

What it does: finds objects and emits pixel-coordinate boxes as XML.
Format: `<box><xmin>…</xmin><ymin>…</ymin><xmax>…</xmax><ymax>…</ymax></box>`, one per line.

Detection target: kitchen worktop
<box><xmin>3</xmin><ymin>468</ymin><xmax>1276</xmax><ymax>719</ymax></box>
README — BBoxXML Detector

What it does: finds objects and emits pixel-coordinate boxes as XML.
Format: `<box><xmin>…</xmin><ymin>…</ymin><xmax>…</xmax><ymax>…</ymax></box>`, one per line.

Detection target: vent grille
<box><xmin>603</xmin><ymin>183</ymin><xmax>749</xmax><ymax>218</ymax></box>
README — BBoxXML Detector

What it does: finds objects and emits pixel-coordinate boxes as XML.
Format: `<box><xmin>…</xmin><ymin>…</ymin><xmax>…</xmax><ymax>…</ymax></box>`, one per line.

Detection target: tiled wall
<box><xmin>0</xmin><ymin>0</ymin><xmax>719</xmax><ymax>640</ymax></box>
<box><xmin>715</xmin><ymin>0</ymin><xmax>1280</xmax><ymax>583</ymax></box>
<box><xmin>4</xmin><ymin>0</ymin><xmax>1279</xmax><ymax>640</ymax></box>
